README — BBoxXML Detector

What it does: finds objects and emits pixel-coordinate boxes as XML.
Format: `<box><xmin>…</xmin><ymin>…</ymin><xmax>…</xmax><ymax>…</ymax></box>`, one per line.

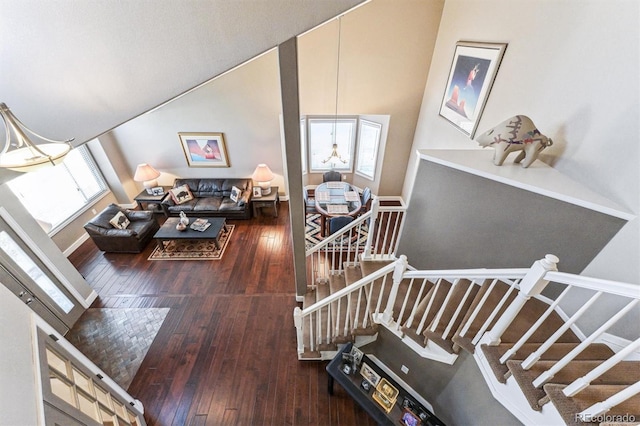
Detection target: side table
<box><xmin>252</xmin><ymin>186</ymin><xmax>279</xmax><ymax>217</ymax></box>
<box><xmin>134</xmin><ymin>187</ymin><xmax>170</xmax><ymax>214</ymax></box>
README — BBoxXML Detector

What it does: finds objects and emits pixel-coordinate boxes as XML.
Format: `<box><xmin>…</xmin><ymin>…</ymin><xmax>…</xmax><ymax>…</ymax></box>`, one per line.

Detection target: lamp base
<box><xmin>259</xmin><ymin>183</ymin><xmax>272</xmax><ymax>195</ymax></box>
<box><xmin>144</xmin><ymin>179</ymin><xmax>158</xmax><ymax>194</ymax></box>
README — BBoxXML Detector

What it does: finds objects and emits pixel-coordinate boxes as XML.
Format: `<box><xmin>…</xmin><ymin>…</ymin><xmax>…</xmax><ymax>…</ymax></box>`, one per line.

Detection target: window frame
<box><xmin>306</xmin><ymin>116</ymin><xmax>358</xmax><ymax>173</ymax></box>
<box><xmin>354</xmin><ymin>119</ymin><xmax>382</xmax><ymax>181</ymax></box>
<box><xmin>7</xmin><ymin>144</ymin><xmax>110</xmax><ymax>236</ymax></box>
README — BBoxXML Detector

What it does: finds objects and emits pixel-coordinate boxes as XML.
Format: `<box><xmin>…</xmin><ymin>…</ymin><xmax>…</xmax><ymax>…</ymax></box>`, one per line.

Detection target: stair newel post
<box><xmin>381</xmin><ymin>255</ymin><xmax>408</xmax><ymax>325</ymax></box>
<box><xmin>486</xmin><ymin>254</ymin><xmax>559</xmax><ymax>346</ymax></box>
<box><xmin>362</xmin><ymin>198</ymin><xmax>379</xmax><ymax>260</ymax></box>
<box><xmin>293</xmin><ymin>307</ymin><xmax>304</xmax><ymax>354</ymax></box>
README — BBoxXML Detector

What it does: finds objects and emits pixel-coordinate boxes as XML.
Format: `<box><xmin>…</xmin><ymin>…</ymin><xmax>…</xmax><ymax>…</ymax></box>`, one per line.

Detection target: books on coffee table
<box><xmin>190</xmin><ymin>218</ymin><xmax>211</xmax><ymax>232</ymax></box>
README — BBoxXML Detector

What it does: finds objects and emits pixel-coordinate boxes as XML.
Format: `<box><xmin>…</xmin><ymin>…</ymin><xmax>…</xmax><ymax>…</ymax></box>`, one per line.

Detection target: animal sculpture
<box><xmin>475</xmin><ymin>115</ymin><xmax>553</xmax><ymax>168</ymax></box>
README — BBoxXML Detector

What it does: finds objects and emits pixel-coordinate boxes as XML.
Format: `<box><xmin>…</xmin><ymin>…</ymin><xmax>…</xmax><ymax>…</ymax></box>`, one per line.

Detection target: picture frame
<box><xmin>230</xmin><ymin>186</ymin><xmax>241</xmax><ymax>203</ymax></box>
<box><xmin>151</xmin><ymin>187</ymin><xmax>165</xmax><ymax>196</ymax></box>
<box><xmin>178</xmin><ymin>132</ymin><xmax>230</xmax><ymax>167</ymax></box>
<box><xmin>252</xmin><ymin>186</ymin><xmax>262</xmax><ymax>198</ymax></box>
<box><xmin>349</xmin><ymin>345</ymin><xmax>364</xmax><ymax>368</ymax></box>
<box><xmin>400</xmin><ymin>408</ymin><xmax>421</xmax><ymax>426</ymax></box>
<box><xmin>439</xmin><ymin>41</ymin><xmax>507</xmax><ymax>138</ymax></box>
<box><xmin>360</xmin><ymin>362</ymin><xmax>381</xmax><ymax>387</ymax></box>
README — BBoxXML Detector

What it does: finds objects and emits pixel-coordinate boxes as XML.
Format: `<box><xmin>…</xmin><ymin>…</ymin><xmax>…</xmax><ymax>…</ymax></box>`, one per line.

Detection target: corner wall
<box><xmin>404</xmin><ymin>0</ymin><xmax>639</xmax><ymax>284</ymax></box>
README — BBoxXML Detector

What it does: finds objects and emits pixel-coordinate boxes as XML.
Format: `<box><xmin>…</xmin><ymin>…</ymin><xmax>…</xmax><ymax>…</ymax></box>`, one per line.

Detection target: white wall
<box><xmin>405</xmin><ymin>0</ymin><xmax>639</xmax><ymax>283</ymax></box>
<box><xmin>108</xmin><ymin>50</ymin><xmax>286</xmax><ymax>194</ymax></box>
<box><xmin>0</xmin><ymin>285</ymin><xmax>40</xmax><ymax>426</ymax></box>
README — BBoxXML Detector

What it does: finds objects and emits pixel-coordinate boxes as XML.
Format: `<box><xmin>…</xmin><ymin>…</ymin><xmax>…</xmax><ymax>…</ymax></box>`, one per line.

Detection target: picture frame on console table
<box><xmin>439</xmin><ymin>41</ymin><xmax>507</xmax><ymax>138</ymax></box>
<box><xmin>252</xmin><ymin>186</ymin><xmax>262</xmax><ymax>198</ymax></box>
<box><xmin>178</xmin><ymin>132</ymin><xmax>230</xmax><ymax>167</ymax></box>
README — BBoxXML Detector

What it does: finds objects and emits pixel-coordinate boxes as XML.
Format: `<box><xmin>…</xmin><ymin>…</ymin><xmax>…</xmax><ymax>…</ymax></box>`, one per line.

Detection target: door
<box><xmin>0</xmin><ymin>215</ymin><xmax>84</xmax><ymax>334</ymax></box>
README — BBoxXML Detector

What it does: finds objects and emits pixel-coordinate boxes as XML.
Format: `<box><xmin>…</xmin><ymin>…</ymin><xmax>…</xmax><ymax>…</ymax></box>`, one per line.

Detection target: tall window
<box><xmin>355</xmin><ymin>120</ymin><xmax>382</xmax><ymax>180</ymax></box>
<box><xmin>308</xmin><ymin>117</ymin><xmax>357</xmax><ymax>172</ymax></box>
<box><xmin>7</xmin><ymin>144</ymin><xmax>108</xmax><ymax>234</ymax></box>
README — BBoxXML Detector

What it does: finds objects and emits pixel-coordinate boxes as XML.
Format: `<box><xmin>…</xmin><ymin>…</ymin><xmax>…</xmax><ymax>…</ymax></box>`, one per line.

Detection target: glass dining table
<box><xmin>314</xmin><ymin>181</ymin><xmax>362</xmax><ymax>236</ymax></box>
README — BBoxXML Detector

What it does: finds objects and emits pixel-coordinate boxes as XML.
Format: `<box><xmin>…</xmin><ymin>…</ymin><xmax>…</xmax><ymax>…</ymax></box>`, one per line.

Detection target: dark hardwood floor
<box><xmin>68</xmin><ymin>202</ymin><xmax>376</xmax><ymax>426</ymax></box>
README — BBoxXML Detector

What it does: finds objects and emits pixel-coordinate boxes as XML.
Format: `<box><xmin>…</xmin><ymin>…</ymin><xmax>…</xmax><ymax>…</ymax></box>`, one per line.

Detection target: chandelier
<box><xmin>0</xmin><ymin>103</ymin><xmax>73</xmax><ymax>172</ymax></box>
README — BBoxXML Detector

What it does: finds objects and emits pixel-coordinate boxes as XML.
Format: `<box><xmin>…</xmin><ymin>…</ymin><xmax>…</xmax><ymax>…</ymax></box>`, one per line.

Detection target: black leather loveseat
<box><xmin>161</xmin><ymin>178</ymin><xmax>253</xmax><ymax>219</ymax></box>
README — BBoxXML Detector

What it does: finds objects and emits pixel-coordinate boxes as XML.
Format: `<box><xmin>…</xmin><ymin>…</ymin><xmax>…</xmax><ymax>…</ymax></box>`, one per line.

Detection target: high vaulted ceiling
<box><xmin>0</xmin><ymin>0</ymin><xmax>364</xmax><ymax>146</ymax></box>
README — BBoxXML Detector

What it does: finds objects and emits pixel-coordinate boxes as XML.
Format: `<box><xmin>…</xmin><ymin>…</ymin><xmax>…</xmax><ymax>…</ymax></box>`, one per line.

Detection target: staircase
<box><xmin>294</xmin><ymin>201</ymin><xmax>640</xmax><ymax>425</ymax></box>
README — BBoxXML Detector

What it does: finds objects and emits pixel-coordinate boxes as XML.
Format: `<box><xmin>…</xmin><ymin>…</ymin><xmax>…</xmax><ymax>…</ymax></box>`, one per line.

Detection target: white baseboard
<box><xmin>64</xmin><ymin>233</ymin><xmax>90</xmax><ymax>257</ymax></box>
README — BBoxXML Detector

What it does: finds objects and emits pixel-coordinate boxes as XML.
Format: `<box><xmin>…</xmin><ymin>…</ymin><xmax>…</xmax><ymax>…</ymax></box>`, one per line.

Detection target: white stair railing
<box><xmin>297</xmin><ymin>249</ymin><xmax>640</xmax><ymax>421</ymax></box>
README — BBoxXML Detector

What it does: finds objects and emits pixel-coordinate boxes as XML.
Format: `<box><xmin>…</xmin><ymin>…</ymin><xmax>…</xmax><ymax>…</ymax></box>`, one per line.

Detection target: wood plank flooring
<box><xmin>68</xmin><ymin>202</ymin><xmax>376</xmax><ymax>426</ymax></box>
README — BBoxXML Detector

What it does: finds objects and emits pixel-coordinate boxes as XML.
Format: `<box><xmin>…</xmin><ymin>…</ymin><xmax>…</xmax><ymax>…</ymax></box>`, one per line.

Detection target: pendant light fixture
<box><xmin>0</xmin><ymin>103</ymin><xmax>73</xmax><ymax>172</ymax></box>
<box><xmin>322</xmin><ymin>16</ymin><xmax>348</xmax><ymax>166</ymax></box>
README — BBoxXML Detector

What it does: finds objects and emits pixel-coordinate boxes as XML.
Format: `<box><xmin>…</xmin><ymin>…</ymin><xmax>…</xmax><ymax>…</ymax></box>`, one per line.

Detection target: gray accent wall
<box><xmin>398</xmin><ymin>159</ymin><xmax>626</xmax><ymax>275</ymax></box>
<box><xmin>364</xmin><ymin>328</ymin><xmax>522</xmax><ymax>426</ymax></box>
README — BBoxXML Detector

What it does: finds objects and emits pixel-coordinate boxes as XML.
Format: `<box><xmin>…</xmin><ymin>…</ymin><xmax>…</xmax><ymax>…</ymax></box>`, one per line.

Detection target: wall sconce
<box><xmin>0</xmin><ymin>102</ymin><xmax>73</xmax><ymax>172</ymax></box>
<box><xmin>133</xmin><ymin>163</ymin><xmax>161</xmax><ymax>194</ymax></box>
<box><xmin>252</xmin><ymin>163</ymin><xmax>274</xmax><ymax>195</ymax></box>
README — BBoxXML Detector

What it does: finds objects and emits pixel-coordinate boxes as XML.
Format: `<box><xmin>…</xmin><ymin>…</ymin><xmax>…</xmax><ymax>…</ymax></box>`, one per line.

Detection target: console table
<box><xmin>326</xmin><ymin>343</ymin><xmax>445</xmax><ymax>426</ymax></box>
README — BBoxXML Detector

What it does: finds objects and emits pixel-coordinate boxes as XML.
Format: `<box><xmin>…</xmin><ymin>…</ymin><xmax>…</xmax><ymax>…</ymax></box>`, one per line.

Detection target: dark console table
<box><xmin>326</xmin><ymin>343</ymin><xmax>445</xmax><ymax>426</ymax></box>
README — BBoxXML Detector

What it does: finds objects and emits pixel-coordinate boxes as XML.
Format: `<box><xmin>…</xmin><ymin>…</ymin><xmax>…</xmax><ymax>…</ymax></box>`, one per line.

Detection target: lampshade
<box><xmin>252</xmin><ymin>163</ymin><xmax>274</xmax><ymax>195</ymax></box>
<box><xmin>0</xmin><ymin>102</ymin><xmax>73</xmax><ymax>172</ymax></box>
<box><xmin>134</xmin><ymin>163</ymin><xmax>161</xmax><ymax>192</ymax></box>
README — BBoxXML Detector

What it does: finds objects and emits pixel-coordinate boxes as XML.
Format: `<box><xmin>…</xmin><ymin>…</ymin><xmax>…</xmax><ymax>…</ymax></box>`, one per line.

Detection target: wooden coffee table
<box><xmin>154</xmin><ymin>217</ymin><xmax>228</xmax><ymax>251</ymax></box>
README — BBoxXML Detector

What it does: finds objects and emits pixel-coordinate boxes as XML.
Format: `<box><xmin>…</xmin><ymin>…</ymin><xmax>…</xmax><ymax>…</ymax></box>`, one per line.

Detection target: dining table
<box><xmin>314</xmin><ymin>181</ymin><xmax>362</xmax><ymax>236</ymax></box>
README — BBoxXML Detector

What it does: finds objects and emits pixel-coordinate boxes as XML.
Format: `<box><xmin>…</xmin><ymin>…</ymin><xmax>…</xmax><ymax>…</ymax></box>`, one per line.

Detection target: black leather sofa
<box><xmin>83</xmin><ymin>204</ymin><xmax>160</xmax><ymax>253</ymax></box>
<box><xmin>161</xmin><ymin>178</ymin><xmax>253</xmax><ymax>219</ymax></box>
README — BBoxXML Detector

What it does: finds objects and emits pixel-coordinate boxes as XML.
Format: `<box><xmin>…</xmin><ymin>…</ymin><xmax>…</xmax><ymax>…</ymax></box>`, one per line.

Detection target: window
<box><xmin>308</xmin><ymin>117</ymin><xmax>357</xmax><ymax>172</ymax></box>
<box><xmin>7</xmin><ymin>144</ymin><xmax>108</xmax><ymax>233</ymax></box>
<box><xmin>301</xmin><ymin>115</ymin><xmax>384</xmax><ymax>179</ymax></box>
<box><xmin>355</xmin><ymin>120</ymin><xmax>382</xmax><ymax>180</ymax></box>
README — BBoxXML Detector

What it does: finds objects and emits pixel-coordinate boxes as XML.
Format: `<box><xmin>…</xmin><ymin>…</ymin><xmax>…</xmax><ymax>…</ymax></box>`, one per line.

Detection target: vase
<box><xmin>176</xmin><ymin>222</ymin><xmax>187</xmax><ymax>232</ymax></box>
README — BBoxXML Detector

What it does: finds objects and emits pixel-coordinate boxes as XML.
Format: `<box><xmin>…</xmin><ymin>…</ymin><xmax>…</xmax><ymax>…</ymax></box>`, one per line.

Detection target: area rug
<box><xmin>65</xmin><ymin>308</ymin><xmax>169</xmax><ymax>390</ymax></box>
<box><xmin>305</xmin><ymin>214</ymin><xmax>368</xmax><ymax>249</ymax></box>
<box><xmin>148</xmin><ymin>224</ymin><xmax>234</xmax><ymax>260</ymax></box>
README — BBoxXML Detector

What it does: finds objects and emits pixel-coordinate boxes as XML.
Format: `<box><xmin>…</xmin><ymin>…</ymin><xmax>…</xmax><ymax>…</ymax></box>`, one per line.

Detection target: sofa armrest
<box><xmin>238</xmin><ymin>189</ymin><xmax>251</xmax><ymax>207</ymax></box>
<box><xmin>84</xmin><ymin>224</ymin><xmax>138</xmax><ymax>237</ymax></box>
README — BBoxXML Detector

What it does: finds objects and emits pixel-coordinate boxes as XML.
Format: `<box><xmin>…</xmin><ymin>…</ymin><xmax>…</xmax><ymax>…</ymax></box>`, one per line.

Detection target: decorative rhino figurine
<box><xmin>475</xmin><ymin>115</ymin><xmax>553</xmax><ymax>168</ymax></box>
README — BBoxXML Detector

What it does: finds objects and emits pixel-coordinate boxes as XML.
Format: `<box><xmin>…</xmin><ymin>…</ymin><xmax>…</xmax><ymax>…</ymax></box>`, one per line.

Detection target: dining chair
<box><xmin>329</xmin><ymin>215</ymin><xmax>354</xmax><ymax>235</ymax></box>
<box><xmin>360</xmin><ymin>187</ymin><xmax>372</xmax><ymax>214</ymax></box>
<box><xmin>322</xmin><ymin>170</ymin><xmax>342</xmax><ymax>182</ymax></box>
<box><xmin>303</xmin><ymin>186</ymin><xmax>317</xmax><ymax>214</ymax></box>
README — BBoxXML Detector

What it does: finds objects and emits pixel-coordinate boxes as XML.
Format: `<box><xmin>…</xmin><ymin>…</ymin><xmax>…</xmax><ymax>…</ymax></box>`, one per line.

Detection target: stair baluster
<box><xmin>486</xmin><ymin>254</ymin><xmax>559</xmax><ymax>346</ymax></box>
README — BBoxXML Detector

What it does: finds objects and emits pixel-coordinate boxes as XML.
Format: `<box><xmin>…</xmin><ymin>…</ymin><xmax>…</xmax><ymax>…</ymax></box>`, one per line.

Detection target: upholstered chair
<box><xmin>303</xmin><ymin>187</ymin><xmax>317</xmax><ymax>214</ymax></box>
<box><xmin>322</xmin><ymin>171</ymin><xmax>341</xmax><ymax>182</ymax></box>
<box><xmin>329</xmin><ymin>215</ymin><xmax>354</xmax><ymax>235</ymax></box>
<box><xmin>84</xmin><ymin>204</ymin><xmax>159</xmax><ymax>253</ymax></box>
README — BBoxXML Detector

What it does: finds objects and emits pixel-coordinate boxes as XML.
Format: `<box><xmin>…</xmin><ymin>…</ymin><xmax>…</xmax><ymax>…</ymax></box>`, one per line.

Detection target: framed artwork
<box><xmin>400</xmin><ymin>409</ymin><xmax>421</xmax><ymax>426</ymax></box>
<box><xmin>178</xmin><ymin>132</ymin><xmax>230</xmax><ymax>167</ymax></box>
<box><xmin>439</xmin><ymin>41</ymin><xmax>507</xmax><ymax>138</ymax></box>
<box><xmin>151</xmin><ymin>187</ymin><xmax>164</xmax><ymax>196</ymax></box>
<box><xmin>252</xmin><ymin>186</ymin><xmax>262</xmax><ymax>198</ymax></box>
<box><xmin>360</xmin><ymin>362</ymin><xmax>381</xmax><ymax>386</ymax></box>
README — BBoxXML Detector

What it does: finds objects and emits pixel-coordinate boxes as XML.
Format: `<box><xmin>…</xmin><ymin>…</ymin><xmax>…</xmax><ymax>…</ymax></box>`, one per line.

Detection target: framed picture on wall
<box><xmin>178</xmin><ymin>132</ymin><xmax>230</xmax><ymax>167</ymax></box>
<box><xmin>439</xmin><ymin>41</ymin><xmax>507</xmax><ymax>138</ymax></box>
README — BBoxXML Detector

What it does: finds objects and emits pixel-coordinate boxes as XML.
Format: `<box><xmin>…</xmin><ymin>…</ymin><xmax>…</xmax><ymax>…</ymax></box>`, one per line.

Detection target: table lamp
<box><xmin>134</xmin><ymin>163</ymin><xmax>161</xmax><ymax>194</ymax></box>
<box><xmin>252</xmin><ymin>163</ymin><xmax>274</xmax><ymax>195</ymax></box>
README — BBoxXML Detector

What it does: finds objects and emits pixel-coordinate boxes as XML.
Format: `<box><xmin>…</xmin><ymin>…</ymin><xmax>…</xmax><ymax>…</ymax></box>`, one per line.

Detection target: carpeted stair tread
<box><xmin>401</xmin><ymin>279</ymin><xmax>452</xmax><ymax>341</ymax></box>
<box><xmin>315</xmin><ymin>283</ymin><xmax>335</xmax><ymax>351</ymax></box>
<box><xmin>544</xmin><ymin>383</ymin><xmax>640</xmax><ymax>426</ymax></box>
<box><xmin>423</xmin><ymin>279</ymin><xmax>479</xmax><ymax>353</ymax></box>
<box><xmin>500</xmin><ymin>297</ymin><xmax>581</xmax><ymax>345</ymax></box>
<box><xmin>507</xmin><ymin>360</ymin><xmax>640</xmax><ymax>411</ymax></box>
<box><xmin>359</xmin><ymin>260</ymin><xmax>393</xmax><ymax>276</ymax></box>
<box><xmin>451</xmin><ymin>279</ymin><xmax>516</xmax><ymax>354</ymax></box>
<box><xmin>328</xmin><ymin>274</ymin><xmax>351</xmax><ymax>344</ymax></box>
<box><xmin>481</xmin><ymin>343</ymin><xmax>615</xmax><ymax>384</ymax></box>
<box><xmin>340</xmin><ymin>266</ymin><xmax>373</xmax><ymax>335</ymax></box>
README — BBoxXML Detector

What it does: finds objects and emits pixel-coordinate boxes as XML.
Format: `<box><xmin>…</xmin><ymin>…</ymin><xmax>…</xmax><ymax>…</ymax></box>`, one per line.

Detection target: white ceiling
<box><xmin>0</xmin><ymin>0</ymin><xmax>364</xmax><ymax>145</ymax></box>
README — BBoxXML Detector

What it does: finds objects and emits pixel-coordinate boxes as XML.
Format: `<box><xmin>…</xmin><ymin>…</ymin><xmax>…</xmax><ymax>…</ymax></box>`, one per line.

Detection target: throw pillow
<box><xmin>109</xmin><ymin>211</ymin><xmax>130</xmax><ymax>229</ymax></box>
<box><xmin>169</xmin><ymin>184</ymin><xmax>194</xmax><ymax>205</ymax></box>
<box><xmin>230</xmin><ymin>185</ymin><xmax>241</xmax><ymax>203</ymax></box>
